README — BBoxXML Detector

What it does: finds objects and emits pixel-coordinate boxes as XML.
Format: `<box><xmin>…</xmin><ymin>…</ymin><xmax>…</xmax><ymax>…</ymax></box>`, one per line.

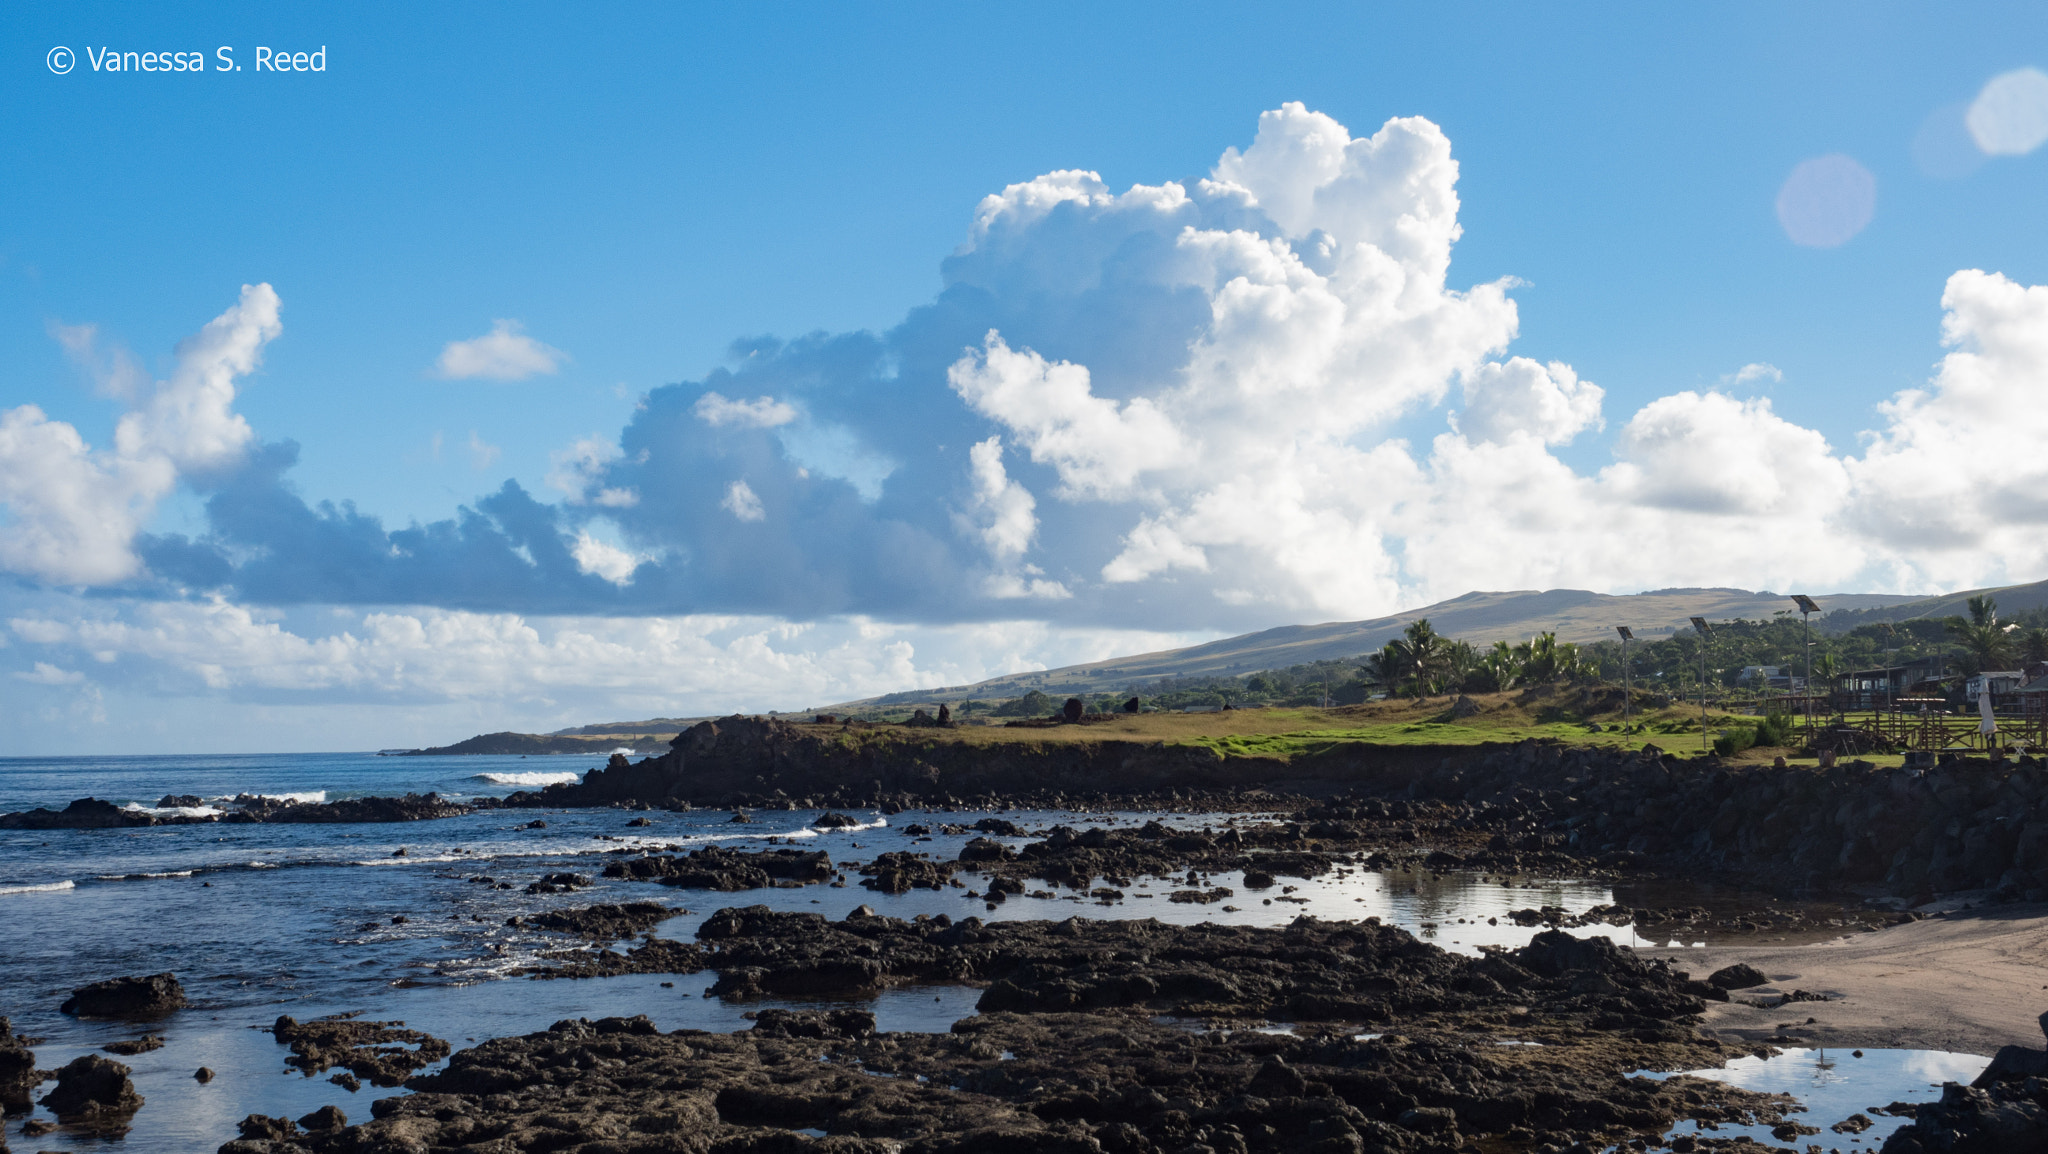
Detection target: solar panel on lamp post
<box><xmin>1792</xmin><ymin>595</ymin><xmax>1821</xmax><ymax>736</ymax></box>
<box><xmin>1616</xmin><ymin>626</ymin><xmax>1634</xmax><ymax>734</ymax></box>
<box><xmin>1691</xmin><ymin>617</ymin><xmax>1713</xmax><ymax>753</ymax></box>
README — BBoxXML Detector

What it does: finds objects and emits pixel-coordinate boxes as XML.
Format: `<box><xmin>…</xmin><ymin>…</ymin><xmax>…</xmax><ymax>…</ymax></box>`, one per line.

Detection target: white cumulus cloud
<box><xmin>721</xmin><ymin>480</ymin><xmax>766</xmax><ymax>522</ymax></box>
<box><xmin>546</xmin><ymin>436</ymin><xmax>638</xmax><ymax>507</ymax></box>
<box><xmin>693</xmin><ymin>392</ymin><xmax>799</xmax><ymax>428</ymax></box>
<box><xmin>570</xmin><ymin>532</ymin><xmax>644</xmax><ymax>586</ymax></box>
<box><xmin>0</xmin><ymin>284</ymin><xmax>279</xmax><ymax>585</ymax></box>
<box><xmin>434</xmin><ymin>320</ymin><xmax>567</xmax><ymax>381</ymax></box>
<box><xmin>1457</xmin><ymin>358</ymin><xmax>1604</xmax><ymax>445</ymax></box>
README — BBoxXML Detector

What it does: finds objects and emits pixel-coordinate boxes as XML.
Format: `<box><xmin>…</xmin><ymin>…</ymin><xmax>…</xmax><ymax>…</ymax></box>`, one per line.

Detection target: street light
<box><xmin>1691</xmin><ymin>617</ymin><xmax>1713</xmax><ymax>753</ymax></box>
<box><xmin>1792</xmin><ymin>594</ymin><xmax>1821</xmax><ymax>733</ymax></box>
<box><xmin>1616</xmin><ymin>626</ymin><xmax>1635</xmax><ymax>733</ymax></box>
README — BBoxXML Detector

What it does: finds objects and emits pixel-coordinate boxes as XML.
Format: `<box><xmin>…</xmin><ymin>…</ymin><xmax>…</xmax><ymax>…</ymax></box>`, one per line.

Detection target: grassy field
<box><xmin>791</xmin><ymin>687</ymin><xmax>1800</xmax><ymax>761</ymax></box>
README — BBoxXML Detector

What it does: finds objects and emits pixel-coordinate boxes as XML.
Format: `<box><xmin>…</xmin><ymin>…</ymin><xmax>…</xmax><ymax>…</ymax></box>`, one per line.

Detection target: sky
<box><xmin>3</xmin><ymin>3</ymin><xmax>2048</xmax><ymax>753</ymax></box>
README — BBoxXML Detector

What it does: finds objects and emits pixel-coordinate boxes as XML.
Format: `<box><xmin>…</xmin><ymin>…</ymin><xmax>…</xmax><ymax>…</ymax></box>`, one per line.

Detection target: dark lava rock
<box><xmin>299</xmin><ymin>1104</ymin><xmax>348</xmax><ymax>1131</ymax></box>
<box><xmin>1881</xmin><ymin>1078</ymin><xmax>2048</xmax><ymax>1152</ymax></box>
<box><xmin>0</xmin><ymin>797</ymin><xmax>159</xmax><ymax>829</ymax></box>
<box><xmin>231</xmin><ymin>791</ymin><xmax>470</xmax><ymax>824</ymax></box>
<box><xmin>271</xmin><ymin>1013</ymin><xmax>451</xmax><ymax>1088</ymax></box>
<box><xmin>195</xmin><ymin>1066</ymin><xmax>215</xmax><ymax>1082</ymax></box>
<box><xmin>813</xmin><ymin>812</ymin><xmax>862</xmax><ymax>828</ymax></box>
<box><xmin>0</xmin><ymin>1017</ymin><xmax>37</xmax><ymax>1113</ymax></box>
<box><xmin>524</xmin><ymin>871</ymin><xmax>594</xmax><ymax>894</ymax></box>
<box><xmin>244</xmin><ymin>1000</ymin><xmax>1789</xmax><ymax>1154</ymax></box>
<box><xmin>39</xmin><ymin>1054</ymin><xmax>142</xmax><ymax>1123</ymax></box>
<box><xmin>102</xmin><ymin>1034</ymin><xmax>165</xmax><ymax>1055</ymax></box>
<box><xmin>1708</xmin><ymin>963</ymin><xmax>1770</xmax><ymax>991</ymax></box>
<box><xmin>603</xmin><ymin>846</ymin><xmax>832</xmax><ymax>891</ymax></box>
<box><xmin>61</xmin><ymin>972</ymin><xmax>187</xmax><ymax>1018</ymax></box>
<box><xmin>517</xmin><ymin>937</ymin><xmax>707</xmax><ymax>980</ymax></box>
<box><xmin>1973</xmin><ymin>1010</ymin><xmax>2048</xmax><ymax>1086</ymax></box>
<box><xmin>860</xmin><ymin>851</ymin><xmax>957</xmax><ymax>893</ymax></box>
<box><xmin>158</xmin><ymin>794</ymin><xmax>205</xmax><ymax>808</ymax></box>
<box><xmin>519</xmin><ymin>901</ymin><xmax>686</xmax><ymax>940</ymax></box>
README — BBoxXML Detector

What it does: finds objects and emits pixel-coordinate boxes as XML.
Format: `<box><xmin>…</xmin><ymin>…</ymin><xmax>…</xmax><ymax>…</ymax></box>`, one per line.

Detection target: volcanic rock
<box><xmin>39</xmin><ymin>1055</ymin><xmax>142</xmax><ymax>1124</ymax></box>
<box><xmin>271</xmin><ymin>1013</ymin><xmax>451</xmax><ymax>1087</ymax></box>
<box><xmin>518</xmin><ymin>901</ymin><xmax>686</xmax><ymax>940</ymax></box>
<box><xmin>61</xmin><ymin>973</ymin><xmax>187</xmax><ymax>1018</ymax></box>
<box><xmin>0</xmin><ymin>1018</ymin><xmax>37</xmax><ymax>1114</ymax></box>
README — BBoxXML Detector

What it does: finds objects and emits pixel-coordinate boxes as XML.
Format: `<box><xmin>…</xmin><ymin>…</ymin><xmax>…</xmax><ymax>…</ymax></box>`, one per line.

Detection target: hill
<box><xmin>818</xmin><ymin>585</ymin><xmax>1925</xmax><ymax>709</ymax></box>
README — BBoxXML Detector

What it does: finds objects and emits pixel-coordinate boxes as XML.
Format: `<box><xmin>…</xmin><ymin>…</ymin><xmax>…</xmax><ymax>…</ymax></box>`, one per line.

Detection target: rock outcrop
<box><xmin>61</xmin><ymin>973</ymin><xmax>187</xmax><ymax>1018</ymax></box>
<box><xmin>0</xmin><ymin>1018</ymin><xmax>37</xmax><ymax>1114</ymax></box>
<box><xmin>39</xmin><ymin>1055</ymin><xmax>142</xmax><ymax>1129</ymax></box>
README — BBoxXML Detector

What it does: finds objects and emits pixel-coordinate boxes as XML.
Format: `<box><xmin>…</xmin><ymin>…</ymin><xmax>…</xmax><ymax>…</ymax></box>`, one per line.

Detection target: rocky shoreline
<box><xmin>13</xmin><ymin>717</ymin><xmax>2048</xmax><ymax>1150</ymax></box>
<box><xmin>216</xmin><ymin>910</ymin><xmax>1799</xmax><ymax>1154</ymax></box>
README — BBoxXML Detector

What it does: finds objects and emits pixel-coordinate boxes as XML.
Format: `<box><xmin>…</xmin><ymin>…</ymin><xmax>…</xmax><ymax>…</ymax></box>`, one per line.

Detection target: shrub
<box><xmin>1713</xmin><ymin>727</ymin><xmax>1758</xmax><ymax>757</ymax></box>
<box><xmin>1754</xmin><ymin>711</ymin><xmax>1797</xmax><ymax>747</ymax></box>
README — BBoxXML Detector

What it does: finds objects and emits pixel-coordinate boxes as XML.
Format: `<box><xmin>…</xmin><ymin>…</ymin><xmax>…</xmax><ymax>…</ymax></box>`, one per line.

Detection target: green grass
<box><xmin>1174</xmin><ymin>720</ymin><xmax>1695</xmax><ymax>759</ymax></box>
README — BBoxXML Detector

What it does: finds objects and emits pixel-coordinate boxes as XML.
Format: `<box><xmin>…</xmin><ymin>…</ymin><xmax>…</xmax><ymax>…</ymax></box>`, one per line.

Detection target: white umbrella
<box><xmin>1979</xmin><ymin>681</ymin><xmax>1999</xmax><ymax>736</ymax></box>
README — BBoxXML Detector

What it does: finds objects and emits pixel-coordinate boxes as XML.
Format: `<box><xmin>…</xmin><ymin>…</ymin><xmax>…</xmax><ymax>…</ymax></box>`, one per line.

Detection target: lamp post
<box><xmin>1691</xmin><ymin>617</ymin><xmax>1714</xmax><ymax>753</ymax></box>
<box><xmin>1616</xmin><ymin>626</ymin><xmax>1635</xmax><ymax>734</ymax></box>
<box><xmin>1792</xmin><ymin>594</ymin><xmax>1821</xmax><ymax>735</ymax></box>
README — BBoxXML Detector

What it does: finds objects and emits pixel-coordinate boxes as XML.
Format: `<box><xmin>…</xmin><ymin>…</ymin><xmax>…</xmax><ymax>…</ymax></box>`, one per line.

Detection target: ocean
<box><xmin>0</xmin><ymin>751</ymin><xmax>1984</xmax><ymax>1151</ymax></box>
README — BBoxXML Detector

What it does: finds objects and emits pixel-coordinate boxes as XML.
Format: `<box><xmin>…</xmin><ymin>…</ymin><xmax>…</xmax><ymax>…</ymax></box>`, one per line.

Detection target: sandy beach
<box><xmin>1647</xmin><ymin>902</ymin><xmax>2048</xmax><ymax>1056</ymax></box>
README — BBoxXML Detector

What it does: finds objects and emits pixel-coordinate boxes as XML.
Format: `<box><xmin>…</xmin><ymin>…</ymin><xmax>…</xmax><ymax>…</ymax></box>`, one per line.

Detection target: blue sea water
<box><xmin>0</xmin><ymin>752</ymin><xmax>1984</xmax><ymax>1151</ymax></box>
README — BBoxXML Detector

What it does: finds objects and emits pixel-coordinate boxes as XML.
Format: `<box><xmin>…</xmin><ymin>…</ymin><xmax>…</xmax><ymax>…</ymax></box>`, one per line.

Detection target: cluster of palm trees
<box><xmin>1365</xmin><ymin>619</ymin><xmax>1587</xmax><ymax>698</ymax></box>
<box><xmin>1945</xmin><ymin>595</ymin><xmax>2048</xmax><ymax>675</ymax></box>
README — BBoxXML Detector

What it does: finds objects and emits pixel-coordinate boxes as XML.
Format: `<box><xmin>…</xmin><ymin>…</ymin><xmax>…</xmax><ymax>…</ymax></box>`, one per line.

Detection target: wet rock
<box><xmin>158</xmin><ymin>794</ymin><xmax>205</xmax><ymax>808</ymax></box>
<box><xmin>517</xmin><ymin>936</ymin><xmax>707</xmax><ymax>979</ymax></box>
<box><xmin>102</xmin><ymin>1034</ymin><xmax>165</xmax><ymax>1056</ymax></box>
<box><xmin>194</xmin><ymin>1066</ymin><xmax>215</xmax><ymax>1083</ymax></box>
<box><xmin>61</xmin><ymin>972</ymin><xmax>187</xmax><ymax>1018</ymax></box>
<box><xmin>523</xmin><ymin>871</ymin><xmax>594</xmax><ymax>894</ymax></box>
<box><xmin>232</xmin><ymin>792</ymin><xmax>470</xmax><ymax>824</ymax></box>
<box><xmin>39</xmin><ymin>1055</ymin><xmax>142</xmax><ymax>1124</ymax></box>
<box><xmin>813</xmin><ymin>812</ymin><xmax>862</xmax><ymax>828</ymax></box>
<box><xmin>270</xmin><ymin>1013</ymin><xmax>451</xmax><ymax>1088</ymax></box>
<box><xmin>518</xmin><ymin>901</ymin><xmax>686</xmax><ymax>939</ymax></box>
<box><xmin>860</xmin><ymin>851</ymin><xmax>958</xmax><ymax>893</ymax></box>
<box><xmin>0</xmin><ymin>797</ymin><xmax>161</xmax><ymax>829</ymax></box>
<box><xmin>1880</xmin><ymin>1079</ymin><xmax>2048</xmax><ymax>1152</ymax></box>
<box><xmin>603</xmin><ymin>846</ymin><xmax>832</xmax><ymax>890</ymax></box>
<box><xmin>263</xmin><ymin>989</ymin><xmax>1786</xmax><ymax>1154</ymax></box>
<box><xmin>298</xmin><ymin>1104</ymin><xmax>347</xmax><ymax>1131</ymax></box>
<box><xmin>0</xmin><ymin>1018</ymin><xmax>37</xmax><ymax>1114</ymax></box>
<box><xmin>1707</xmin><ymin>963</ymin><xmax>1769</xmax><ymax>991</ymax></box>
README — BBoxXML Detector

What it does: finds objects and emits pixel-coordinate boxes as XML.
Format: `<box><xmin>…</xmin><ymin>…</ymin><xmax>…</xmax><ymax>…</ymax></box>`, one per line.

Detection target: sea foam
<box><xmin>472</xmin><ymin>771</ymin><xmax>582</xmax><ymax>786</ymax></box>
<box><xmin>0</xmin><ymin>880</ymin><xmax>76</xmax><ymax>896</ymax></box>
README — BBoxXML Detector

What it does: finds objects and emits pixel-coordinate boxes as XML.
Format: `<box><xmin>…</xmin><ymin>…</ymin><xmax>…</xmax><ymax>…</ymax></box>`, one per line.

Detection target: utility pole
<box><xmin>1691</xmin><ymin>617</ymin><xmax>1714</xmax><ymax>753</ymax></box>
<box><xmin>1616</xmin><ymin>626</ymin><xmax>1635</xmax><ymax>733</ymax></box>
<box><xmin>1792</xmin><ymin>594</ymin><xmax>1821</xmax><ymax>735</ymax></box>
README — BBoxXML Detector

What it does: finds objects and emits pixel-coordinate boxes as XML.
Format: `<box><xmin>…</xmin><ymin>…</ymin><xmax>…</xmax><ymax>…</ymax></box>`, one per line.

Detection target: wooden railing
<box><xmin>1798</xmin><ymin>708</ymin><xmax>2048</xmax><ymax>754</ymax></box>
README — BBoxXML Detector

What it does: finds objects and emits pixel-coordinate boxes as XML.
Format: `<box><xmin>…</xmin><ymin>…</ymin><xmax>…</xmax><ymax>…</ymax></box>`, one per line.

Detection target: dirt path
<box><xmin>1643</xmin><ymin>903</ymin><xmax>2048</xmax><ymax>1056</ymax></box>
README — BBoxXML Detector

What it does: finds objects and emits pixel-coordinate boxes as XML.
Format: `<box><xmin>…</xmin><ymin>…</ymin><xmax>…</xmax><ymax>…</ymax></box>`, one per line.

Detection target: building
<box><xmin>1966</xmin><ymin>671</ymin><xmax>2028</xmax><ymax>704</ymax></box>
<box><xmin>1737</xmin><ymin>665</ymin><xmax>1804</xmax><ymax>691</ymax></box>
<box><xmin>1838</xmin><ymin>655</ymin><xmax>1951</xmax><ymax>710</ymax></box>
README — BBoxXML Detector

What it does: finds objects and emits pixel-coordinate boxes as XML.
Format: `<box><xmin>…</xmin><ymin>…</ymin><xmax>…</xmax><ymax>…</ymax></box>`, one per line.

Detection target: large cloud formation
<box><xmin>7</xmin><ymin>104</ymin><xmax>2048</xmax><ymax>658</ymax></box>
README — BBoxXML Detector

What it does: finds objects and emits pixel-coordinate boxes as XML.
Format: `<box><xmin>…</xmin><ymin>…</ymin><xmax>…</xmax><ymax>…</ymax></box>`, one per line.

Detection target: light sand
<box><xmin>1643</xmin><ymin>903</ymin><xmax>2048</xmax><ymax>1056</ymax></box>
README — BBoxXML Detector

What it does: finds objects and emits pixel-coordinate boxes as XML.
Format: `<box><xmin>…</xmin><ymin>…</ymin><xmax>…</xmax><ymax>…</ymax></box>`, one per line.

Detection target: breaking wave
<box><xmin>0</xmin><ymin>880</ymin><xmax>76</xmax><ymax>896</ymax></box>
<box><xmin>472</xmin><ymin>771</ymin><xmax>582</xmax><ymax>786</ymax></box>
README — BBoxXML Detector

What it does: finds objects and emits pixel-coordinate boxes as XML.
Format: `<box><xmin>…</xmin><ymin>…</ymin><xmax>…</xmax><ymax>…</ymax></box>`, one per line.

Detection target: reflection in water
<box><xmin>1643</xmin><ymin>1047</ymin><xmax>1991</xmax><ymax>1148</ymax></box>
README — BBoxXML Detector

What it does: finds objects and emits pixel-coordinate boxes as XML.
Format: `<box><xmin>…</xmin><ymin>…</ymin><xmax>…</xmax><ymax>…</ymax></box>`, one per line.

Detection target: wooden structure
<box><xmin>1800</xmin><ymin>697</ymin><xmax>2048</xmax><ymax>755</ymax></box>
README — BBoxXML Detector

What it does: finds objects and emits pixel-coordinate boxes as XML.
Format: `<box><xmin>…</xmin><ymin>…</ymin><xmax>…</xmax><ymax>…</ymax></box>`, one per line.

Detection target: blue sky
<box><xmin>4</xmin><ymin>3</ymin><xmax>2047</xmax><ymax>752</ymax></box>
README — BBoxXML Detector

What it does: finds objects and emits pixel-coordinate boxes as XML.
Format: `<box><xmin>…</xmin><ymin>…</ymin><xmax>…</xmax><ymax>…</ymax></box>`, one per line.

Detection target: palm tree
<box><xmin>1947</xmin><ymin>595</ymin><xmax>2016</xmax><ymax>674</ymax></box>
<box><xmin>1377</xmin><ymin>619</ymin><xmax>1448</xmax><ymax>697</ymax></box>
<box><xmin>2022</xmin><ymin>627</ymin><xmax>2048</xmax><ymax>666</ymax></box>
